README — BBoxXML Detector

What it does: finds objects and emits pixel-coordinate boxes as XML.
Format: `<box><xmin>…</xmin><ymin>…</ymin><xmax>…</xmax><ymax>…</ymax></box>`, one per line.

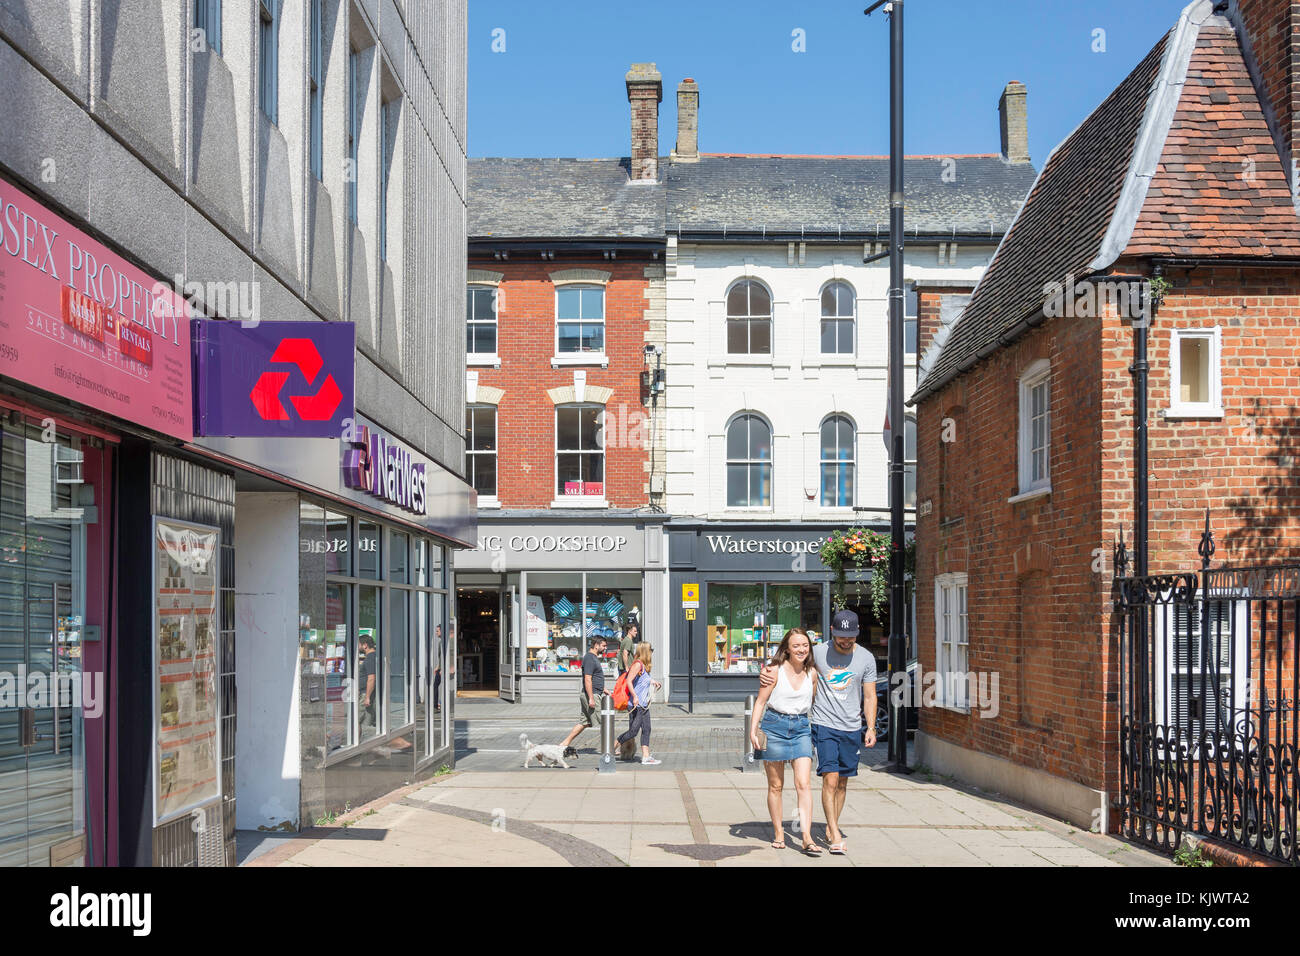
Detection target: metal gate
<box><xmin>1113</xmin><ymin>523</ymin><xmax>1298</xmax><ymax>864</ymax></box>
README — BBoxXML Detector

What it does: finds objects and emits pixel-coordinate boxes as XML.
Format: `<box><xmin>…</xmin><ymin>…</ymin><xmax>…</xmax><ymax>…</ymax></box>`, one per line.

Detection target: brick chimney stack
<box><xmin>1230</xmin><ymin>0</ymin><xmax>1299</xmax><ymax>191</ymax></box>
<box><xmin>673</xmin><ymin>78</ymin><xmax>700</xmax><ymax>162</ymax></box>
<box><xmin>626</xmin><ymin>63</ymin><xmax>663</xmax><ymax>181</ymax></box>
<box><xmin>999</xmin><ymin>81</ymin><xmax>1030</xmax><ymax>164</ymax></box>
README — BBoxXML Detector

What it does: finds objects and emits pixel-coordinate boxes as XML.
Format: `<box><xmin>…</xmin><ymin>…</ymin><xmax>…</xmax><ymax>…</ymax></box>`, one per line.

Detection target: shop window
<box><xmin>556</xmin><ymin>404</ymin><xmax>604</xmax><ymax>498</ymax></box>
<box><xmin>525</xmin><ymin>572</ymin><xmax>641</xmax><ymax>676</ymax></box>
<box><xmin>556</xmin><ymin>285</ymin><xmax>605</xmax><ymax>354</ymax></box>
<box><xmin>726</xmin><ymin>413</ymin><xmax>772</xmax><ymax>508</ymax></box>
<box><xmin>389</xmin><ymin>588</ymin><xmax>409</xmax><ymax>727</ymax></box>
<box><xmin>389</xmin><ymin>530</ymin><xmax>408</xmax><ymax>584</ymax></box>
<box><xmin>357</xmin><ymin>585</ymin><xmax>382</xmax><ymax>740</ymax></box>
<box><xmin>324</xmin><ymin>581</ymin><xmax>353</xmax><ymax>752</ymax></box>
<box><xmin>466</xmin><ymin>404</ymin><xmax>498</xmax><ymax>499</ymax></box>
<box><xmin>820</xmin><ymin>414</ymin><xmax>855</xmax><ymax>507</ymax></box>
<box><xmin>325</xmin><ymin>511</ymin><xmax>351</xmax><ymax>575</ymax></box>
<box><xmin>820</xmin><ymin>281</ymin><xmax>855</xmax><ymax>355</ymax></box>
<box><xmin>466</xmin><ymin>286</ymin><xmax>498</xmax><ymax>355</ymax></box>
<box><xmin>706</xmin><ymin>583</ymin><xmax>822</xmax><ymax>674</ymax></box>
<box><xmin>358</xmin><ymin>520</ymin><xmax>380</xmax><ymax>578</ymax></box>
<box><xmin>726</xmin><ymin>279</ymin><xmax>772</xmax><ymax>354</ymax></box>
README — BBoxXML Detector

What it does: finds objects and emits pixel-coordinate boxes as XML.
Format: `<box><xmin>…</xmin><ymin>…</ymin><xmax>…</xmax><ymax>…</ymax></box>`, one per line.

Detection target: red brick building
<box><xmin>909</xmin><ymin>0</ymin><xmax>1300</xmax><ymax>862</ymax></box>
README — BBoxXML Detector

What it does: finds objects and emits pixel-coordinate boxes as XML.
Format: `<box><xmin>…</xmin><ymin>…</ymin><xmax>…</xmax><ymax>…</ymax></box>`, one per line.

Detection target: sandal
<box><xmin>801</xmin><ymin>841</ymin><xmax>823</xmax><ymax>856</ymax></box>
<box><xmin>828</xmin><ymin>841</ymin><xmax>847</xmax><ymax>855</ymax></box>
<box><xmin>771</xmin><ymin>840</ymin><xmax>786</xmax><ymax>850</ymax></box>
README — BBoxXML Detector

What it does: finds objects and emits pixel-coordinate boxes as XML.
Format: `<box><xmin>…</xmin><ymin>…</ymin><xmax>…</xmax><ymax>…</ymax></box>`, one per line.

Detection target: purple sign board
<box><xmin>343</xmin><ymin>425</ymin><xmax>428</xmax><ymax>516</ymax></box>
<box><xmin>192</xmin><ymin>320</ymin><xmax>355</xmax><ymax>437</ymax></box>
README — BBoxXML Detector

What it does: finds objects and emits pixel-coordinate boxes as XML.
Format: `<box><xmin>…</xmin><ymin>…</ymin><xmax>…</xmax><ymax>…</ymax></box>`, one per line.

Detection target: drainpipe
<box><xmin>1132</xmin><ymin>269</ymin><xmax>1155</xmax><ymax>578</ymax></box>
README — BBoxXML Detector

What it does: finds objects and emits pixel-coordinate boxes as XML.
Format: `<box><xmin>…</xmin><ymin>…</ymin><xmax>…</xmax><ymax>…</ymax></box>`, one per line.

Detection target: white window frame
<box><xmin>819</xmin><ymin>280</ymin><xmax>856</xmax><ymax>356</ymax></box>
<box><xmin>465</xmin><ymin>404</ymin><xmax>498</xmax><ymax>507</ymax></box>
<box><xmin>933</xmin><ymin>572</ymin><xmax>969</xmax><ymax>712</ymax></box>
<box><xmin>819</xmin><ymin>414</ymin><xmax>856</xmax><ymax>508</ymax></box>
<box><xmin>466</xmin><ymin>284</ymin><xmax>500</xmax><ymax>365</ymax></box>
<box><xmin>725</xmin><ymin>279</ymin><xmax>774</xmax><ymax>356</ymax></box>
<box><xmin>1015</xmin><ymin>359</ymin><xmax>1051</xmax><ymax>499</ymax></box>
<box><xmin>1167</xmin><ymin>327</ymin><xmax>1223</xmax><ymax>419</ymax></box>
<box><xmin>725</xmin><ymin>413</ymin><xmax>774</xmax><ymax>510</ymax></box>
<box><xmin>904</xmin><ymin>283</ymin><xmax>918</xmax><ymax>360</ymax></box>
<box><xmin>554</xmin><ymin>285</ymin><xmax>606</xmax><ymax>359</ymax></box>
<box><xmin>1152</xmin><ymin>590</ymin><xmax>1249</xmax><ymax>759</ymax></box>
<box><xmin>553</xmin><ymin>403</ymin><xmax>607</xmax><ymax>508</ymax></box>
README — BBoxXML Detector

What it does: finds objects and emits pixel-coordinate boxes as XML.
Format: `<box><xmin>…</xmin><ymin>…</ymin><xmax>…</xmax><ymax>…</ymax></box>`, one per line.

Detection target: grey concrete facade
<box><xmin>0</xmin><ymin>0</ymin><xmax>468</xmax><ymax>475</ymax></box>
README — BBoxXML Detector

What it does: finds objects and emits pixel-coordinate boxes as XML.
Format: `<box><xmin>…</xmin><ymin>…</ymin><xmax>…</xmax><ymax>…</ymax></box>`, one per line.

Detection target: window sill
<box><xmin>815</xmin><ymin>354</ymin><xmax>858</xmax><ymax>365</ymax></box>
<box><xmin>550</xmin><ymin>498</ymin><xmax>609</xmax><ymax>509</ymax></box>
<box><xmin>467</xmin><ymin>354</ymin><xmax>501</xmax><ymax>367</ymax></box>
<box><xmin>551</xmin><ymin>354</ymin><xmax>608</xmax><ymax>367</ymax></box>
<box><xmin>936</xmin><ymin>702</ymin><xmax>972</xmax><ymax>715</ymax></box>
<box><xmin>1164</xmin><ymin>405</ymin><xmax>1224</xmax><ymax>420</ymax></box>
<box><xmin>476</xmin><ymin>497</ymin><xmax>501</xmax><ymax>510</ymax></box>
<box><xmin>1008</xmin><ymin>486</ymin><xmax>1051</xmax><ymax>505</ymax></box>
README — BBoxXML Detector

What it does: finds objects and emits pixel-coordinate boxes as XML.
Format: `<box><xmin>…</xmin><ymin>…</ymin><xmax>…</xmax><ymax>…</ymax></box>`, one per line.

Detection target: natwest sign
<box><xmin>0</xmin><ymin>178</ymin><xmax>193</xmax><ymax>439</ymax></box>
<box><xmin>342</xmin><ymin>425</ymin><xmax>427</xmax><ymax>516</ymax></box>
<box><xmin>192</xmin><ymin>320</ymin><xmax>354</xmax><ymax>437</ymax></box>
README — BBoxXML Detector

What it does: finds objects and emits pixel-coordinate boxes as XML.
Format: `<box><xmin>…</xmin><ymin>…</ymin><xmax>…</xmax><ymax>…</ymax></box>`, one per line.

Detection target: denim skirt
<box><xmin>758</xmin><ymin>710</ymin><xmax>813</xmax><ymax>762</ymax></box>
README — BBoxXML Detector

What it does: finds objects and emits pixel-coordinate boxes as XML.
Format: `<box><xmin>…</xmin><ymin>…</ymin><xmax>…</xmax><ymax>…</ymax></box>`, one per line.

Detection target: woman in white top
<box><xmin>749</xmin><ymin>628</ymin><xmax>820</xmax><ymax>855</ymax></box>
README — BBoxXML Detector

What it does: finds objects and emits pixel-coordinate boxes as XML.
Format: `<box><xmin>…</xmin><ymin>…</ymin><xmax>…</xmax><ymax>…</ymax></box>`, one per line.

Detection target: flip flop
<box><xmin>801</xmin><ymin>842</ymin><xmax>823</xmax><ymax>856</ymax></box>
<box><xmin>771</xmin><ymin>841</ymin><xmax>787</xmax><ymax>850</ymax></box>
<box><xmin>828</xmin><ymin>842</ymin><xmax>847</xmax><ymax>855</ymax></box>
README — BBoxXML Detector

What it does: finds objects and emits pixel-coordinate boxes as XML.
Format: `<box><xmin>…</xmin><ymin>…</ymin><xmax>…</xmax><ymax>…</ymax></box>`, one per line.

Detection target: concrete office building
<box><xmin>0</xmin><ymin>0</ymin><xmax>472</xmax><ymax>866</ymax></box>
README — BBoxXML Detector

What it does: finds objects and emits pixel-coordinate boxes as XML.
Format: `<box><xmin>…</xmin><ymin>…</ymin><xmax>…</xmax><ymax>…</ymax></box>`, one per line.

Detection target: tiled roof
<box><xmin>667</xmin><ymin>155</ymin><xmax>1037</xmax><ymax>238</ymax></box>
<box><xmin>914</xmin><ymin>1</ymin><xmax>1300</xmax><ymax>405</ymax></box>
<box><xmin>468</xmin><ymin>158</ymin><xmax>664</xmax><ymax>241</ymax></box>
<box><xmin>1125</xmin><ymin>24</ymin><xmax>1300</xmax><ymax>257</ymax></box>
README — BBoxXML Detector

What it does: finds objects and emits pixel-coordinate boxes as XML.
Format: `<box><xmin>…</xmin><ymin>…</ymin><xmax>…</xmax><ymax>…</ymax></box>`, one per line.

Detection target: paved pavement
<box><xmin>241</xmin><ymin>696</ymin><xmax>1172</xmax><ymax>867</ymax></box>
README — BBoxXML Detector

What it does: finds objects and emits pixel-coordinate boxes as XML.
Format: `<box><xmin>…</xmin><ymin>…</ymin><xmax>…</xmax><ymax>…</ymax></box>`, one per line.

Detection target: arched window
<box><xmin>820</xmin><ymin>415</ymin><xmax>855</xmax><ymax>507</ymax></box>
<box><xmin>726</xmin><ymin>414</ymin><xmax>772</xmax><ymax>507</ymax></box>
<box><xmin>556</xmin><ymin>403</ymin><xmax>605</xmax><ymax>497</ymax></box>
<box><xmin>820</xmin><ymin>281</ymin><xmax>855</xmax><ymax>355</ymax></box>
<box><xmin>726</xmin><ymin>280</ymin><xmax>772</xmax><ymax>355</ymax></box>
<box><xmin>465</xmin><ymin>404</ymin><xmax>497</xmax><ymax>497</ymax></box>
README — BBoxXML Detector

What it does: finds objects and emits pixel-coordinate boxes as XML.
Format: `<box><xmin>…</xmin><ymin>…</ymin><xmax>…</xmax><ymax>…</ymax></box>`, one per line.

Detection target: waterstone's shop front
<box><xmin>666</xmin><ymin>522</ymin><xmax>890</xmax><ymax>703</ymax></box>
<box><xmin>453</xmin><ymin>514</ymin><xmax>667</xmax><ymax>701</ymax></box>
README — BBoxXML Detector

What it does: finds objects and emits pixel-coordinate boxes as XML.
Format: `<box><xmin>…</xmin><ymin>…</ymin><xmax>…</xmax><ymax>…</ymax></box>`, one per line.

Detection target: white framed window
<box><xmin>465</xmin><ymin>405</ymin><xmax>497</xmax><ymax>501</ymax></box>
<box><xmin>726</xmin><ymin>413</ymin><xmax>773</xmax><ymax>508</ymax></box>
<box><xmin>903</xmin><ymin>414</ymin><xmax>917</xmax><ymax>508</ymax></box>
<box><xmin>934</xmin><ymin>572</ymin><xmax>969</xmax><ymax>710</ymax></box>
<box><xmin>904</xmin><ymin>283</ymin><xmax>918</xmax><ymax>358</ymax></box>
<box><xmin>1167</xmin><ymin>328</ymin><xmax>1223</xmax><ymax>418</ymax></box>
<box><xmin>556</xmin><ymin>404</ymin><xmax>604</xmax><ymax>500</ymax></box>
<box><xmin>1153</xmin><ymin>592</ymin><xmax>1249</xmax><ymax>759</ymax></box>
<box><xmin>726</xmin><ymin>279</ymin><xmax>772</xmax><ymax>355</ymax></box>
<box><xmin>819</xmin><ymin>414</ymin><xmax>855</xmax><ymax>507</ymax></box>
<box><xmin>556</xmin><ymin>285</ymin><xmax>604</xmax><ymax>354</ymax></box>
<box><xmin>1016</xmin><ymin>359</ymin><xmax>1051</xmax><ymax>497</ymax></box>
<box><xmin>466</xmin><ymin>286</ymin><xmax>498</xmax><ymax>356</ymax></box>
<box><xmin>820</xmin><ymin>281</ymin><xmax>855</xmax><ymax>355</ymax></box>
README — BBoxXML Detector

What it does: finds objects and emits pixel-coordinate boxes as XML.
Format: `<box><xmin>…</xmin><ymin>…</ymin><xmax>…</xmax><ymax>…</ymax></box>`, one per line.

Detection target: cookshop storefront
<box><xmin>666</xmin><ymin>521</ymin><xmax>890</xmax><ymax>703</ymax></box>
<box><xmin>453</xmin><ymin>513</ymin><xmax>667</xmax><ymax>701</ymax></box>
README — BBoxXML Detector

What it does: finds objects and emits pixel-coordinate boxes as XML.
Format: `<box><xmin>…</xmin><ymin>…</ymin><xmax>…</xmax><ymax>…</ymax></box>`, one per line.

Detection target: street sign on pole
<box><xmin>681</xmin><ymin>583</ymin><xmax>699</xmax><ymax>609</ymax></box>
<box><xmin>685</xmin><ymin>608</ymin><xmax>696</xmax><ymax>621</ymax></box>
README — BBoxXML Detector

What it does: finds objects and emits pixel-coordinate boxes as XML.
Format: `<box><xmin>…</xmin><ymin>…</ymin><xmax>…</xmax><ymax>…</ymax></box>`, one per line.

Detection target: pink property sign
<box><xmin>0</xmin><ymin>179</ymin><xmax>192</xmax><ymax>439</ymax></box>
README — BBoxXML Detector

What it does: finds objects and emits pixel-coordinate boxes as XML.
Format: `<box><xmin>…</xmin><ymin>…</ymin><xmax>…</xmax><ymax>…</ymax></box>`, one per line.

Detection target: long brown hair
<box><xmin>771</xmin><ymin>628</ymin><xmax>815</xmax><ymax>676</ymax></box>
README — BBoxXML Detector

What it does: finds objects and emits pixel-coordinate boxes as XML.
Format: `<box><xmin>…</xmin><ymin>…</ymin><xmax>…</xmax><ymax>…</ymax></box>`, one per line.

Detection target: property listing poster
<box><xmin>154</xmin><ymin>519</ymin><xmax>220</xmax><ymax>823</ymax></box>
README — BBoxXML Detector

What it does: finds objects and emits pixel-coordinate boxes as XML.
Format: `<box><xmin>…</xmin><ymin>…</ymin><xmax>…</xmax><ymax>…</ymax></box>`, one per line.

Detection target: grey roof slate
<box><xmin>468</xmin><ymin>158</ymin><xmax>664</xmax><ymax>240</ymax></box>
<box><xmin>667</xmin><ymin>155</ymin><xmax>1037</xmax><ymax>237</ymax></box>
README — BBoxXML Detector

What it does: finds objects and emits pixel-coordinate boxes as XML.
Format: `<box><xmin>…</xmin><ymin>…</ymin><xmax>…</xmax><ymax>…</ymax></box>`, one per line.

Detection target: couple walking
<box><xmin>749</xmin><ymin>609</ymin><xmax>877</xmax><ymax>856</ymax></box>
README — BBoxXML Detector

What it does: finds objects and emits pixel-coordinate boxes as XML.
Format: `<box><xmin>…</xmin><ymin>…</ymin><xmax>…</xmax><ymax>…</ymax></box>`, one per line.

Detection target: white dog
<box><xmin>520</xmin><ymin>732</ymin><xmax>572</xmax><ymax>769</ymax></box>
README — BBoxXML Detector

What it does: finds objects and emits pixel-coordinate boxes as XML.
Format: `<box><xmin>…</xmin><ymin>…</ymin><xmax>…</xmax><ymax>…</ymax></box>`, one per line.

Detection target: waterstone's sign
<box><xmin>704</xmin><ymin>534</ymin><xmax>823</xmax><ymax>555</ymax></box>
<box><xmin>477</xmin><ymin>533</ymin><xmax>628</xmax><ymax>554</ymax></box>
<box><xmin>342</xmin><ymin>424</ymin><xmax>427</xmax><ymax>515</ymax></box>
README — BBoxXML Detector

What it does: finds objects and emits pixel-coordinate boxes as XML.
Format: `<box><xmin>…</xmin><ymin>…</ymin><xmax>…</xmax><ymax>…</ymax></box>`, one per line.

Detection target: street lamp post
<box><xmin>865</xmin><ymin>0</ymin><xmax>910</xmax><ymax>773</ymax></box>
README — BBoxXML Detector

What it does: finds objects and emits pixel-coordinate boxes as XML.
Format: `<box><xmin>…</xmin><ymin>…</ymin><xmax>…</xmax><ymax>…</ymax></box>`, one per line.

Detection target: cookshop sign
<box><xmin>457</xmin><ymin>522</ymin><xmax>646</xmax><ymax>572</ymax></box>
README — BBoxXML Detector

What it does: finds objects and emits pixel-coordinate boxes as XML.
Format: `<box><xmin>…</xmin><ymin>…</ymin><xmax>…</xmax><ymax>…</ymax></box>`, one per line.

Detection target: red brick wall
<box><xmin>915</xmin><ymin>263</ymin><xmax>1300</xmax><ymax>807</ymax></box>
<box><xmin>470</xmin><ymin>257</ymin><xmax>652</xmax><ymax>509</ymax></box>
<box><xmin>1235</xmin><ymin>0</ymin><xmax>1300</xmax><ymax>162</ymax></box>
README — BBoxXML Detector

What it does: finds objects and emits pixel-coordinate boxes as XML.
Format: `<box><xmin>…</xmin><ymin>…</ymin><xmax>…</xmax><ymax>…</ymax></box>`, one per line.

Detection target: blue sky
<box><xmin>468</xmin><ymin>0</ymin><xmax>1189</xmax><ymax>164</ymax></box>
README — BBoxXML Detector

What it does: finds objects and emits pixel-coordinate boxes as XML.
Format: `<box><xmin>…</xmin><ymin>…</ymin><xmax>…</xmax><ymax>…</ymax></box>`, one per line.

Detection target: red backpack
<box><xmin>612</xmin><ymin>670</ymin><xmax>632</xmax><ymax>711</ymax></box>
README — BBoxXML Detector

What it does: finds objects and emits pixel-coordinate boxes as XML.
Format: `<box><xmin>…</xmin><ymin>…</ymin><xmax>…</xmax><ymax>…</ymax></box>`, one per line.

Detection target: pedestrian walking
<box><xmin>616</xmin><ymin>643</ymin><xmax>662</xmax><ymax>764</ymax></box>
<box><xmin>750</xmin><ymin>628</ymin><xmax>820</xmax><ymax>854</ymax></box>
<box><xmin>617</xmin><ymin>623</ymin><xmax>638</xmax><ymax>676</ymax></box>
<box><xmin>560</xmin><ymin>635</ymin><xmax>608</xmax><ymax>757</ymax></box>
<box><xmin>759</xmin><ymin>610</ymin><xmax>876</xmax><ymax>855</ymax></box>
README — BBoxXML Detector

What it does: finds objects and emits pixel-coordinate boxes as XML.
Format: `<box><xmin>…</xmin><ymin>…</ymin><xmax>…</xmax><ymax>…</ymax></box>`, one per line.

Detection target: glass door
<box><xmin>498</xmin><ymin>583</ymin><xmax>517</xmax><ymax>701</ymax></box>
<box><xmin>0</xmin><ymin>421</ymin><xmax>89</xmax><ymax>866</ymax></box>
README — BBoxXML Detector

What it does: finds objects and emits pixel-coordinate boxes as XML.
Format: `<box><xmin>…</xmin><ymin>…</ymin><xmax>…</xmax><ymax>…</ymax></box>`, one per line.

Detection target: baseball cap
<box><xmin>831</xmin><ymin>609</ymin><xmax>860</xmax><ymax>638</ymax></box>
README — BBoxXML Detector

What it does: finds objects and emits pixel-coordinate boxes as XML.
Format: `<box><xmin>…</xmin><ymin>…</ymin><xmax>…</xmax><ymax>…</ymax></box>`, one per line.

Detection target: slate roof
<box><xmin>667</xmin><ymin>154</ymin><xmax>1037</xmax><ymax>238</ymax></box>
<box><xmin>913</xmin><ymin>1</ymin><xmax>1300</xmax><ymax>404</ymax></box>
<box><xmin>468</xmin><ymin>158</ymin><xmax>664</xmax><ymax>241</ymax></box>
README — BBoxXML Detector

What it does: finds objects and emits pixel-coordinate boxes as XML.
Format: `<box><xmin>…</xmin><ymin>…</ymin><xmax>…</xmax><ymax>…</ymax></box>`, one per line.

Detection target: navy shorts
<box><xmin>812</xmin><ymin>724</ymin><xmax>862</xmax><ymax>777</ymax></box>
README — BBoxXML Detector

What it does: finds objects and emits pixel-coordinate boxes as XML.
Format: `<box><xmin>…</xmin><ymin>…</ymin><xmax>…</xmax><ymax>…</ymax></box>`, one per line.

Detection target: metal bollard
<box><xmin>742</xmin><ymin>694</ymin><xmax>758</xmax><ymax>772</ymax></box>
<box><xmin>599</xmin><ymin>693</ymin><xmax>615</xmax><ymax>773</ymax></box>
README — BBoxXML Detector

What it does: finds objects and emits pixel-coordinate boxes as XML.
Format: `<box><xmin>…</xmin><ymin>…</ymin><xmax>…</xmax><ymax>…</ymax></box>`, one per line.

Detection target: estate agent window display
<box><xmin>526</xmin><ymin>571</ymin><xmax>641</xmax><ymax>680</ymax></box>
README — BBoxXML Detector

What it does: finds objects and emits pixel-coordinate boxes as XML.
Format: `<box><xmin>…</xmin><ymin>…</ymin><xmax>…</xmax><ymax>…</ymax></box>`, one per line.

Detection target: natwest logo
<box><xmin>343</xmin><ymin>425</ymin><xmax>428</xmax><ymax>516</ymax></box>
<box><xmin>249</xmin><ymin>338</ymin><xmax>343</xmax><ymax>422</ymax></box>
<box><xmin>193</xmin><ymin>320</ymin><xmax>354</xmax><ymax>437</ymax></box>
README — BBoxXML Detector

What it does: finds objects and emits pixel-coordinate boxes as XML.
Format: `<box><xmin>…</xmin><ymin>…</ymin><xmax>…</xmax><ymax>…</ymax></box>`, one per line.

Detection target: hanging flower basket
<box><xmin>818</xmin><ymin>527</ymin><xmax>915</xmax><ymax>618</ymax></box>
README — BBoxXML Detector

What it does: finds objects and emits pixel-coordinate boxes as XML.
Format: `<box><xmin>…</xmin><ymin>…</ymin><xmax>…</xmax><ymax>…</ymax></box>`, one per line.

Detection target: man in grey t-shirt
<box><xmin>760</xmin><ymin>610</ymin><xmax>876</xmax><ymax>854</ymax></box>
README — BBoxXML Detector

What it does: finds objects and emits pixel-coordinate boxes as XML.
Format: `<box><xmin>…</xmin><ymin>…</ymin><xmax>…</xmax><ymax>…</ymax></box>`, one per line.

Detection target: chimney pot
<box><xmin>999</xmin><ymin>80</ymin><xmax>1030</xmax><ymax>164</ymax></box>
<box><xmin>674</xmin><ymin>78</ymin><xmax>700</xmax><ymax>162</ymax></box>
<box><xmin>626</xmin><ymin>62</ymin><xmax>663</xmax><ymax>181</ymax></box>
